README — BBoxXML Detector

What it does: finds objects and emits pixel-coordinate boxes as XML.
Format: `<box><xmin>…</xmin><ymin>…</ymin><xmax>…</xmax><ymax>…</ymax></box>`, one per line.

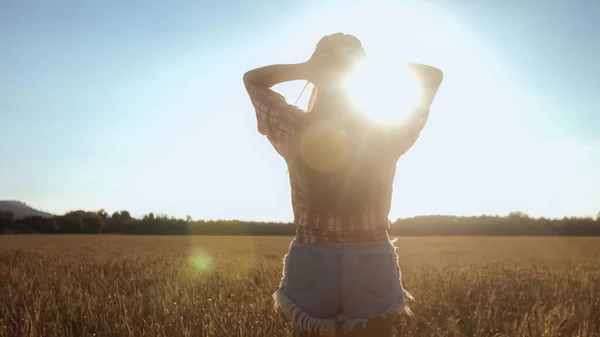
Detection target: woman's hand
<box><xmin>304</xmin><ymin>54</ymin><xmax>341</xmax><ymax>85</ymax></box>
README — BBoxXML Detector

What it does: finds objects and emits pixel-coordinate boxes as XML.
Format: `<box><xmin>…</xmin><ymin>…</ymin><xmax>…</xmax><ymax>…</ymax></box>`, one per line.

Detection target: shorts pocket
<box><xmin>285</xmin><ymin>246</ymin><xmax>324</xmax><ymax>292</ymax></box>
<box><xmin>357</xmin><ymin>252</ymin><xmax>396</xmax><ymax>297</ymax></box>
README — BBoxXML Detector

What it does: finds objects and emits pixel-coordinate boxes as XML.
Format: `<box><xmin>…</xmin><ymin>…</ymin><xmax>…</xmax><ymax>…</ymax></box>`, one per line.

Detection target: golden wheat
<box><xmin>1</xmin><ymin>235</ymin><xmax>599</xmax><ymax>337</ymax></box>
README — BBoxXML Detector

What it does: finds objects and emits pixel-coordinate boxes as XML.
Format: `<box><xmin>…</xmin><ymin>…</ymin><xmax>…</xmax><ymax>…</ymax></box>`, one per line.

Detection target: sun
<box><xmin>344</xmin><ymin>60</ymin><xmax>422</xmax><ymax>124</ymax></box>
<box><xmin>266</xmin><ymin>0</ymin><xmax>526</xmax><ymax>218</ymax></box>
<box><xmin>282</xmin><ymin>0</ymin><xmax>445</xmax><ymax>124</ymax></box>
<box><xmin>275</xmin><ymin>0</ymin><xmax>447</xmax><ymax>129</ymax></box>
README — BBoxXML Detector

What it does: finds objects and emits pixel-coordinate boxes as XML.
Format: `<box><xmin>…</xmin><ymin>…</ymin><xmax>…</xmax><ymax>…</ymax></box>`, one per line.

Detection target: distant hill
<box><xmin>0</xmin><ymin>201</ymin><xmax>54</xmax><ymax>219</ymax></box>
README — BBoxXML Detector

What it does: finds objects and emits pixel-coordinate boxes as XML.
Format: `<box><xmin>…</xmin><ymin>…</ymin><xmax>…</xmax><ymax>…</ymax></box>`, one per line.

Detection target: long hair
<box><xmin>290</xmin><ymin>34</ymin><xmax>389</xmax><ymax>213</ymax></box>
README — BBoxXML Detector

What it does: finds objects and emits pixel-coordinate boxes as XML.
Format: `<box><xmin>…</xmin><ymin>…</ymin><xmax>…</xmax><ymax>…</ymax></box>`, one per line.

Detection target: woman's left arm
<box><xmin>243</xmin><ymin>63</ymin><xmax>309</xmax><ymax>90</ymax></box>
<box><xmin>243</xmin><ymin>63</ymin><xmax>310</xmax><ymax>159</ymax></box>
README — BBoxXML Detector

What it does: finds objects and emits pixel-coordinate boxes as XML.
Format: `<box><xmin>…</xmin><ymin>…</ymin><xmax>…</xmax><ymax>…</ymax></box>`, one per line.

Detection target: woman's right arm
<box><xmin>388</xmin><ymin>63</ymin><xmax>443</xmax><ymax>158</ymax></box>
<box><xmin>387</xmin><ymin>106</ymin><xmax>430</xmax><ymax>158</ymax></box>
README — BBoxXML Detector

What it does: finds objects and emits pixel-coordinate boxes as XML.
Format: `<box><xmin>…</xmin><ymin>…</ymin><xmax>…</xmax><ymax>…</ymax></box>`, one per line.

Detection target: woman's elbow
<box><xmin>243</xmin><ymin>69</ymin><xmax>260</xmax><ymax>86</ymax></box>
<box><xmin>243</xmin><ymin>71</ymin><xmax>251</xmax><ymax>86</ymax></box>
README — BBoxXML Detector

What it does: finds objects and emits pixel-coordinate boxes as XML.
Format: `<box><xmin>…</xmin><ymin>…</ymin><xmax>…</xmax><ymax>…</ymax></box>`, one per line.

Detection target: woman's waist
<box><xmin>294</xmin><ymin>224</ymin><xmax>390</xmax><ymax>244</ymax></box>
<box><xmin>292</xmin><ymin>207</ymin><xmax>391</xmax><ymax>229</ymax></box>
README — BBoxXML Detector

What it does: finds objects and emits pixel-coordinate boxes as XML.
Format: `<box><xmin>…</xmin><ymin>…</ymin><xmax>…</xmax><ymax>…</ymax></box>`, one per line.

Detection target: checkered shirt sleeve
<box><xmin>245</xmin><ymin>82</ymin><xmax>303</xmax><ymax>159</ymax></box>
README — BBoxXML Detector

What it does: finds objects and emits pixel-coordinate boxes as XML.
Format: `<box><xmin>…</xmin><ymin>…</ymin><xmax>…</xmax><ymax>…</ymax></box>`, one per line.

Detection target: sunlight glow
<box><xmin>299</xmin><ymin>120</ymin><xmax>350</xmax><ymax>173</ymax></box>
<box><xmin>188</xmin><ymin>248</ymin><xmax>213</xmax><ymax>273</ymax></box>
<box><xmin>264</xmin><ymin>0</ymin><xmax>545</xmax><ymax>218</ymax></box>
<box><xmin>277</xmin><ymin>1</ymin><xmax>448</xmax><ymax>123</ymax></box>
<box><xmin>344</xmin><ymin>60</ymin><xmax>420</xmax><ymax>123</ymax></box>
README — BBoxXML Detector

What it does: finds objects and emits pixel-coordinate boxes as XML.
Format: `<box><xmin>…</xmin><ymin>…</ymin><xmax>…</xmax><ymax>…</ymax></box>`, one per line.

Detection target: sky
<box><xmin>1</xmin><ymin>0</ymin><xmax>599</xmax><ymax>221</ymax></box>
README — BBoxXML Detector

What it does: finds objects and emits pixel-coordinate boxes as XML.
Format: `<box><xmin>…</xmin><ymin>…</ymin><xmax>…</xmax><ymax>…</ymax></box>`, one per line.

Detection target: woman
<box><xmin>243</xmin><ymin>33</ymin><xmax>442</xmax><ymax>337</ymax></box>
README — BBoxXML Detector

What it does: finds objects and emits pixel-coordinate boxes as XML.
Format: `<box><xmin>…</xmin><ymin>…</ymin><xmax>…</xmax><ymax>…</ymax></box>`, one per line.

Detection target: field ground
<box><xmin>1</xmin><ymin>235</ymin><xmax>599</xmax><ymax>337</ymax></box>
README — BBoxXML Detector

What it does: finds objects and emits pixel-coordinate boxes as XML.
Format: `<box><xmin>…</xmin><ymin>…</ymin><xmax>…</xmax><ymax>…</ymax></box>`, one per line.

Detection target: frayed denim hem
<box><xmin>272</xmin><ymin>289</ymin><xmax>336</xmax><ymax>335</ymax></box>
<box><xmin>273</xmin><ymin>288</ymin><xmax>415</xmax><ymax>335</ymax></box>
<box><xmin>337</xmin><ymin>289</ymin><xmax>414</xmax><ymax>334</ymax></box>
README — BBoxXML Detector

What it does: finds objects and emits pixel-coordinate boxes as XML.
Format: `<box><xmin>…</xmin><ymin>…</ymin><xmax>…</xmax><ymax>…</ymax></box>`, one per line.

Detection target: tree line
<box><xmin>1</xmin><ymin>209</ymin><xmax>599</xmax><ymax>236</ymax></box>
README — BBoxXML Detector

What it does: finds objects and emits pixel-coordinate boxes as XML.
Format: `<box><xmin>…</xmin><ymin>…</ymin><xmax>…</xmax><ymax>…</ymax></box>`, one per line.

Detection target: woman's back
<box><xmin>246</xmin><ymin>78</ymin><xmax>430</xmax><ymax>243</ymax></box>
<box><xmin>287</xmin><ymin>111</ymin><xmax>398</xmax><ymax>243</ymax></box>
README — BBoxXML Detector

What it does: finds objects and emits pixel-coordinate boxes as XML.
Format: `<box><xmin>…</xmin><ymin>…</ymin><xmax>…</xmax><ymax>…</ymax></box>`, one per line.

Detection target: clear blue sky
<box><xmin>1</xmin><ymin>0</ymin><xmax>598</xmax><ymax>220</ymax></box>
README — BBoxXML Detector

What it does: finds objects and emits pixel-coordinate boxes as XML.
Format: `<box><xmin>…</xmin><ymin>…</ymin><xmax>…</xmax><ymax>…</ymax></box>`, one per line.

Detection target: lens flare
<box><xmin>188</xmin><ymin>248</ymin><xmax>213</xmax><ymax>273</ymax></box>
<box><xmin>345</xmin><ymin>61</ymin><xmax>420</xmax><ymax>124</ymax></box>
<box><xmin>298</xmin><ymin>121</ymin><xmax>351</xmax><ymax>173</ymax></box>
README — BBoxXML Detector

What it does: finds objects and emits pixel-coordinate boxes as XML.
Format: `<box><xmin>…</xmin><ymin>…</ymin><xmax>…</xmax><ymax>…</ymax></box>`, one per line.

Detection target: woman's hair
<box><xmin>290</xmin><ymin>34</ymin><xmax>389</xmax><ymax>213</ymax></box>
<box><xmin>304</xmin><ymin>33</ymin><xmax>365</xmax><ymax>113</ymax></box>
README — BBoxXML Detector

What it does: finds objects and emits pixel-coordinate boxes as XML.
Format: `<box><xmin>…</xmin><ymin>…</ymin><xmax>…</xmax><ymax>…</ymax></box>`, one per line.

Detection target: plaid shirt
<box><xmin>245</xmin><ymin>81</ymin><xmax>427</xmax><ymax>244</ymax></box>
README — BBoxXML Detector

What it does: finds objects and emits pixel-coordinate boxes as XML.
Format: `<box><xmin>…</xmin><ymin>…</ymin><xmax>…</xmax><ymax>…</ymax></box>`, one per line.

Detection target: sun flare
<box><xmin>280</xmin><ymin>1</ymin><xmax>448</xmax><ymax>124</ymax></box>
<box><xmin>344</xmin><ymin>60</ymin><xmax>421</xmax><ymax>123</ymax></box>
<box><xmin>264</xmin><ymin>0</ymin><xmax>537</xmax><ymax>218</ymax></box>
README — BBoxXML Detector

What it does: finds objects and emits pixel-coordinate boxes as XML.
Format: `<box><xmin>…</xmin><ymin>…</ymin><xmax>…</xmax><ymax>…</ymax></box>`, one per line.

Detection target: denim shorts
<box><xmin>272</xmin><ymin>238</ymin><xmax>413</xmax><ymax>334</ymax></box>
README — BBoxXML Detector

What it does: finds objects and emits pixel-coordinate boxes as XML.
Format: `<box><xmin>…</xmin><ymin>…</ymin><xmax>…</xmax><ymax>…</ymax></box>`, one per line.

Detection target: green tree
<box><xmin>120</xmin><ymin>210</ymin><xmax>132</xmax><ymax>221</ymax></box>
<box><xmin>97</xmin><ymin>209</ymin><xmax>109</xmax><ymax>220</ymax></box>
<box><xmin>0</xmin><ymin>210</ymin><xmax>15</xmax><ymax>233</ymax></box>
<box><xmin>83</xmin><ymin>214</ymin><xmax>106</xmax><ymax>234</ymax></box>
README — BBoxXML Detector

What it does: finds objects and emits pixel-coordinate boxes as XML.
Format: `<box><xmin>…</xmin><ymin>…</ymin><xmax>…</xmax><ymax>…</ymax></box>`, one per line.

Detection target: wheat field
<box><xmin>1</xmin><ymin>235</ymin><xmax>599</xmax><ymax>337</ymax></box>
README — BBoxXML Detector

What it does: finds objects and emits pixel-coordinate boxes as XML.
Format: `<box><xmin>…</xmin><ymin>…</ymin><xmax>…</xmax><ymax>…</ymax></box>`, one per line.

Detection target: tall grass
<box><xmin>1</xmin><ymin>236</ymin><xmax>599</xmax><ymax>336</ymax></box>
